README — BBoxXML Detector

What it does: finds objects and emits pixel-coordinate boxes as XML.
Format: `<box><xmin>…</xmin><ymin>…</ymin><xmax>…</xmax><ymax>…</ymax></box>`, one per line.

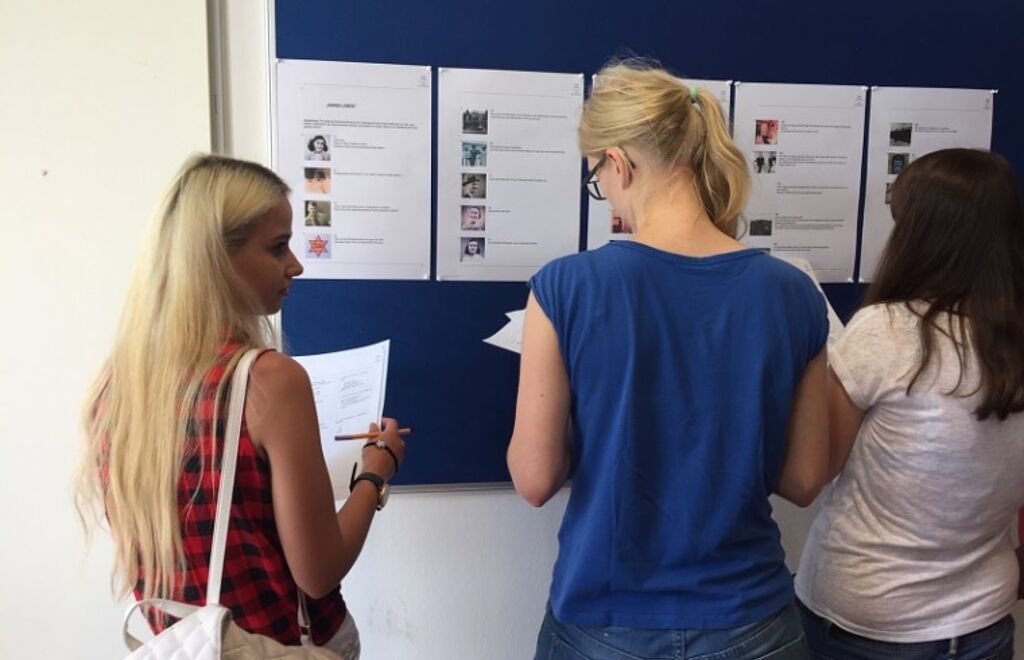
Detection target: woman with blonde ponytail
<box><xmin>509</xmin><ymin>59</ymin><xmax>828</xmax><ymax>659</ymax></box>
<box><xmin>77</xmin><ymin>154</ymin><xmax>406</xmax><ymax>658</ymax></box>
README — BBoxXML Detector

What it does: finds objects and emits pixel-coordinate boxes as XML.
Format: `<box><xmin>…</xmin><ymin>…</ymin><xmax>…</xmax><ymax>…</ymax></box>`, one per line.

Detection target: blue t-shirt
<box><xmin>530</xmin><ymin>241</ymin><xmax>828</xmax><ymax>629</ymax></box>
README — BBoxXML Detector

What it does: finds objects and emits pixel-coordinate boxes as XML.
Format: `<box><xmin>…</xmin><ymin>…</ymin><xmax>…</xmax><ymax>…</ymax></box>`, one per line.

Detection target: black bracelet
<box><xmin>363</xmin><ymin>440</ymin><xmax>400</xmax><ymax>475</ymax></box>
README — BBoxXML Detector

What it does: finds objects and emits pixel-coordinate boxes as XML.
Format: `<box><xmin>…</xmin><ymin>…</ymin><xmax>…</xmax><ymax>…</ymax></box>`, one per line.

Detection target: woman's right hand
<box><xmin>359</xmin><ymin>417</ymin><xmax>407</xmax><ymax>482</ymax></box>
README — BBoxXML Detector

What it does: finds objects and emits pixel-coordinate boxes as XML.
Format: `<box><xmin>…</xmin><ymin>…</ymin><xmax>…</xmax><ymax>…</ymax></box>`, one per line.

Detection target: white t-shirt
<box><xmin>796</xmin><ymin>302</ymin><xmax>1024</xmax><ymax>642</ymax></box>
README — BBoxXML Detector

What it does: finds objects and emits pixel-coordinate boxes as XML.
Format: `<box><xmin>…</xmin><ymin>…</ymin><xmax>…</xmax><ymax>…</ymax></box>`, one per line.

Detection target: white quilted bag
<box><xmin>121</xmin><ymin>349</ymin><xmax>343</xmax><ymax>659</ymax></box>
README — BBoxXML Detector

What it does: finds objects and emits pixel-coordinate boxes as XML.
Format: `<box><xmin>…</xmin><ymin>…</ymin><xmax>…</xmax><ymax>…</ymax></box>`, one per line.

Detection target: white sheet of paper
<box><xmin>779</xmin><ymin>257</ymin><xmax>845</xmax><ymax>345</ymax></box>
<box><xmin>436</xmin><ymin>68</ymin><xmax>584</xmax><ymax>281</ymax></box>
<box><xmin>858</xmin><ymin>87</ymin><xmax>994</xmax><ymax>282</ymax></box>
<box><xmin>483</xmin><ymin>311</ymin><xmax>524</xmax><ymax>353</ymax></box>
<box><xmin>586</xmin><ymin>77</ymin><xmax>732</xmax><ymax>251</ymax></box>
<box><xmin>276</xmin><ymin>60</ymin><xmax>432</xmax><ymax>280</ymax></box>
<box><xmin>293</xmin><ymin>340</ymin><xmax>390</xmax><ymax>499</ymax></box>
<box><xmin>734</xmin><ymin>83</ymin><xmax>867</xmax><ymax>283</ymax></box>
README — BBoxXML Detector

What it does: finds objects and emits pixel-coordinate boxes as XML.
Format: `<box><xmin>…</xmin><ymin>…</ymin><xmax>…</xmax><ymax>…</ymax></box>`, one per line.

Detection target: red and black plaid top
<box><xmin>134</xmin><ymin>343</ymin><xmax>347</xmax><ymax>645</ymax></box>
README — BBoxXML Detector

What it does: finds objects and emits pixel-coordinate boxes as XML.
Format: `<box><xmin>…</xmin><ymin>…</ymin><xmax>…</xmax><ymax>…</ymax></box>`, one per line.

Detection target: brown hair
<box><xmin>866</xmin><ymin>148</ymin><xmax>1024</xmax><ymax>420</ymax></box>
<box><xmin>578</xmin><ymin>58</ymin><xmax>749</xmax><ymax>236</ymax></box>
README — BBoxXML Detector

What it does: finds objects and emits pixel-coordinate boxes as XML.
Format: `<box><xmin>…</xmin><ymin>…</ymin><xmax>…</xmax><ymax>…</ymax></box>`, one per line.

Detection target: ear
<box><xmin>606</xmin><ymin>148</ymin><xmax>633</xmax><ymax>189</ymax></box>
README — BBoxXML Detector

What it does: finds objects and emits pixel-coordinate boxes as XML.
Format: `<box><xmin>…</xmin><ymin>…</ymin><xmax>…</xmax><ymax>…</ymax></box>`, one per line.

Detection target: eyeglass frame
<box><xmin>582</xmin><ymin>149</ymin><xmax>635</xmax><ymax>201</ymax></box>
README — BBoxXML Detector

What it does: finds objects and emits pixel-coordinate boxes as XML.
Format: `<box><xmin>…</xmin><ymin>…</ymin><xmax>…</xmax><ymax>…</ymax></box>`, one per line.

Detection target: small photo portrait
<box><xmin>752</xmin><ymin>150</ymin><xmax>778</xmax><ymax>174</ymax></box>
<box><xmin>885</xmin><ymin>182</ymin><xmax>894</xmax><ymax>205</ymax></box>
<box><xmin>305</xmin><ymin>233</ymin><xmax>332</xmax><ymax>259</ymax></box>
<box><xmin>304</xmin><ymin>167</ymin><xmax>332</xmax><ymax>194</ymax></box>
<box><xmin>887</xmin><ymin>153</ymin><xmax>910</xmax><ymax>176</ymax></box>
<box><xmin>611</xmin><ymin>214</ymin><xmax>634</xmax><ymax>234</ymax></box>
<box><xmin>303</xmin><ymin>200</ymin><xmax>331</xmax><ymax>227</ymax></box>
<box><xmin>749</xmin><ymin>219</ymin><xmax>773</xmax><ymax>236</ymax></box>
<box><xmin>462</xmin><ymin>109</ymin><xmax>488</xmax><ymax>135</ymax></box>
<box><xmin>461</xmin><ymin>173</ymin><xmax>487</xmax><ymax>199</ymax></box>
<box><xmin>460</xmin><ymin>205</ymin><xmax>486</xmax><ymax>230</ymax></box>
<box><xmin>305</xmin><ymin>133</ymin><xmax>331</xmax><ymax>161</ymax></box>
<box><xmin>754</xmin><ymin>119</ymin><xmax>779</xmax><ymax>145</ymax></box>
<box><xmin>460</xmin><ymin>237</ymin><xmax>486</xmax><ymax>262</ymax></box>
<box><xmin>889</xmin><ymin>123</ymin><xmax>912</xmax><ymax>147</ymax></box>
<box><xmin>462</xmin><ymin>141</ymin><xmax>488</xmax><ymax>167</ymax></box>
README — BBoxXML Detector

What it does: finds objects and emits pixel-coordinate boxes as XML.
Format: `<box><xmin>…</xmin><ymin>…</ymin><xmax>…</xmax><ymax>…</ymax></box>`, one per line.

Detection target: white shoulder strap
<box><xmin>205</xmin><ymin>348</ymin><xmax>262</xmax><ymax>606</ymax></box>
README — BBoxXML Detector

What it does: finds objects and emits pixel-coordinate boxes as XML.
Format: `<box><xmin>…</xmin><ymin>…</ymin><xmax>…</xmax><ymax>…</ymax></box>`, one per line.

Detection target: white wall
<box><xmin>0</xmin><ymin>1</ymin><xmax>210</xmax><ymax>657</ymax></box>
<box><xmin>3</xmin><ymin>2</ymin><xmax>1022</xmax><ymax>658</ymax></box>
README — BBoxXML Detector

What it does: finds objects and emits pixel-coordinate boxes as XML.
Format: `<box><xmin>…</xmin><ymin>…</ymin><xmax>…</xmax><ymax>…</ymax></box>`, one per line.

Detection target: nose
<box><xmin>288</xmin><ymin>250</ymin><xmax>304</xmax><ymax>278</ymax></box>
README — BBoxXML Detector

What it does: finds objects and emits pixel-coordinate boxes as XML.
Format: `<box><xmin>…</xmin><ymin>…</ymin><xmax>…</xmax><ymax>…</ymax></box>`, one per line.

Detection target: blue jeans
<box><xmin>796</xmin><ymin>599</ymin><xmax>1014</xmax><ymax>660</ymax></box>
<box><xmin>534</xmin><ymin>601</ymin><xmax>809</xmax><ymax>659</ymax></box>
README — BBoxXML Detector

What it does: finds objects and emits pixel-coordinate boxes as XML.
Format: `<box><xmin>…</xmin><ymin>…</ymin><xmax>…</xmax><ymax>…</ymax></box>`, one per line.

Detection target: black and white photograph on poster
<box><xmin>304</xmin><ymin>167</ymin><xmax>332</xmax><ymax>194</ymax></box>
<box><xmin>462</xmin><ymin>142</ymin><xmax>487</xmax><ymax>167</ymax></box>
<box><xmin>462</xmin><ymin>109</ymin><xmax>488</xmax><ymax>134</ymax></box>
<box><xmin>276</xmin><ymin>60</ymin><xmax>432</xmax><ymax>279</ymax></box>
<box><xmin>304</xmin><ymin>133</ymin><xmax>331</xmax><ymax>161</ymax></box>
<box><xmin>860</xmin><ymin>87</ymin><xmax>994</xmax><ymax>282</ymax></box>
<box><xmin>752</xmin><ymin>151</ymin><xmax>777</xmax><ymax>174</ymax></box>
<box><xmin>749</xmin><ymin>218</ymin><xmax>773</xmax><ymax>236</ymax></box>
<box><xmin>611</xmin><ymin>214</ymin><xmax>633</xmax><ymax>234</ymax></box>
<box><xmin>460</xmin><ymin>205</ymin><xmax>486</xmax><ymax>230</ymax></box>
<box><xmin>304</xmin><ymin>200</ymin><xmax>331</xmax><ymax>227</ymax></box>
<box><xmin>437</xmin><ymin>68</ymin><xmax>584</xmax><ymax>281</ymax></box>
<box><xmin>889</xmin><ymin>122</ymin><xmax>913</xmax><ymax>147</ymax></box>
<box><xmin>754</xmin><ymin>119</ymin><xmax>779</xmax><ymax>145</ymax></box>
<box><xmin>460</xmin><ymin>237</ymin><xmax>486</xmax><ymax>262</ymax></box>
<box><xmin>887</xmin><ymin>153</ymin><xmax>910</xmax><ymax>175</ymax></box>
<box><xmin>461</xmin><ymin>173</ymin><xmax>487</xmax><ymax>199</ymax></box>
<box><xmin>734</xmin><ymin>82</ymin><xmax>867</xmax><ymax>282</ymax></box>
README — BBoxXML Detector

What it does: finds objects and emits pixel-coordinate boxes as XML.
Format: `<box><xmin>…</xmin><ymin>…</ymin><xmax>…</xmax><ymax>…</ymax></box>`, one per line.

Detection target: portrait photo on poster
<box><xmin>304</xmin><ymin>133</ymin><xmax>331</xmax><ymax>161</ymax></box>
<box><xmin>460</xmin><ymin>236</ymin><xmax>486</xmax><ymax>262</ymax></box>
<box><xmin>461</xmin><ymin>173</ymin><xmax>487</xmax><ymax>199</ymax></box>
<box><xmin>304</xmin><ymin>167</ymin><xmax>332</xmax><ymax>194</ymax></box>
<box><xmin>754</xmin><ymin>119</ymin><xmax>779</xmax><ymax>145</ymax></box>
<box><xmin>461</xmin><ymin>205</ymin><xmax>486</xmax><ymax>230</ymax></box>
<box><xmin>304</xmin><ymin>200</ymin><xmax>331</xmax><ymax>227</ymax></box>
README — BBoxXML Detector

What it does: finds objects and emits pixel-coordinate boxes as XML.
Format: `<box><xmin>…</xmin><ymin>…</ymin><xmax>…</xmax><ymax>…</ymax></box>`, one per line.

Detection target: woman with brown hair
<box><xmin>796</xmin><ymin>148</ymin><xmax>1024</xmax><ymax>659</ymax></box>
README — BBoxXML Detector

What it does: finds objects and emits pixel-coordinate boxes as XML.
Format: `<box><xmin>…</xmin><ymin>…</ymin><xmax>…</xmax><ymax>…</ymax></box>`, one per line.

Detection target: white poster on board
<box><xmin>734</xmin><ymin>82</ymin><xmax>867</xmax><ymax>282</ymax></box>
<box><xmin>858</xmin><ymin>87</ymin><xmax>994</xmax><ymax>282</ymax></box>
<box><xmin>436</xmin><ymin>67</ymin><xmax>584</xmax><ymax>281</ymax></box>
<box><xmin>276</xmin><ymin>60</ymin><xmax>432</xmax><ymax>280</ymax></box>
<box><xmin>586</xmin><ymin>78</ymin><xmax>733</xmax><ymax>251</ymax></box>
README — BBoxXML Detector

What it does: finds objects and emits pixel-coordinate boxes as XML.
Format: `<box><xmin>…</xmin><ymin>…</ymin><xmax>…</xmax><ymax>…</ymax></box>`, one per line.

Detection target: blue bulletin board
<box><xmin>276</xmin><ymin>0</ymin><xmax>1024</xmax><ymax>486</ymax></box>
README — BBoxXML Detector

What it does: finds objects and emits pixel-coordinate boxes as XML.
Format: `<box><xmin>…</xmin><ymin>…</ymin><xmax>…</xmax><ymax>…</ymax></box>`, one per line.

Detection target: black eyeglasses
<box><xmin>582</xmin><ymin>154</ymin><xmax>608</xmax><ymax>201</ymax></box>
<box><xmin>582</xmin><ymin>150</ymin><xmax>635</xmax><ymax>201</ymax></box>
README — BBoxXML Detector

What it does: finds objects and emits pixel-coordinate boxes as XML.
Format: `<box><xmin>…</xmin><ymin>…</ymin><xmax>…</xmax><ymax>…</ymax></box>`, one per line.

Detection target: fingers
<box><xmin>359</xmin><ymin>417</ymin><xmax>407</xmax><ymax>480</ymax></box>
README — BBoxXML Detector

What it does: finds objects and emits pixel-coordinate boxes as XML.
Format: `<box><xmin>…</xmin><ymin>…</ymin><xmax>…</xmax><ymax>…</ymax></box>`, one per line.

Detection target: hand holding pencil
<box><xmin>348</xmin><ymin>417</ymin><xmax>408</xmax><ymax>481</ymax></box>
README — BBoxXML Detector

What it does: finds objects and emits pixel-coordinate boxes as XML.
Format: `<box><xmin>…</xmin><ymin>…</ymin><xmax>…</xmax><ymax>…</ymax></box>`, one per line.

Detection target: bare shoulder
<box><xmin>249</xmin><ymin>350</ymin><xmax>311</xmax><ymax>394</ymax></box>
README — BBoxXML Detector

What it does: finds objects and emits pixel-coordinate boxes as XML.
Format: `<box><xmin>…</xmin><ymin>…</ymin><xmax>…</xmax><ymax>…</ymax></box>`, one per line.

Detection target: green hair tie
<box><xmin>688</xmin><ymin>85</ymin><xmax>700</xmax><ymax>103</ymax></box>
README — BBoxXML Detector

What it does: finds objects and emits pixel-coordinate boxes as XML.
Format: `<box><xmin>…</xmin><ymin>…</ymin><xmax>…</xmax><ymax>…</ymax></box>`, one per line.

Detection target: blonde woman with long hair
<box><xmin>508</xmin><ymin>60</ymin><xmax>828</xmax><ymax>659</ymax></box>
<box><xmin>76</xmin><ymin>155</ymin><xmax>406</xmax><ymax>658</ymax></box>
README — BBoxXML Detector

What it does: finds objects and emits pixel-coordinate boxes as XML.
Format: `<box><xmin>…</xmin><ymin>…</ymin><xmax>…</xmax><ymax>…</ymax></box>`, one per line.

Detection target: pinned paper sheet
<box><xmin>483</xmin><ymin>309</ymin><xmax>525</xmax><ymax>354</ymax></box>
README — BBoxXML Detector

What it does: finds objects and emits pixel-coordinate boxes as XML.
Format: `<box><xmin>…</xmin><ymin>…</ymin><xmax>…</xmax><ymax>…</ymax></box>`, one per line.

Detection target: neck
<box><xmin>631</xmin><ymin>182</ymin><xmax>744</xmax><ymax>257</ymax></box>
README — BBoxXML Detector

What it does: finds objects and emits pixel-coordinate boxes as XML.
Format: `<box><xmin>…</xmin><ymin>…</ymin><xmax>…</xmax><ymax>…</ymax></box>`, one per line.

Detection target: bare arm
<box><xmin>507</xmin><ymin>293</ymin><xmax>572</xmax><ymax>507</ymax></box>
<box><xmin>244</xmin><ymin>351</ymin><xmax>406</xmax><ymax>597</ymax></box>
<box><xmin>826</xmin><ymin>367</ymin><xmax>866</xmax><ymax>481</ymax></box>
<box><xmin>775</xmin><ymin>348</ymin><xmax>828</xmax><ymax>507</ymax></box>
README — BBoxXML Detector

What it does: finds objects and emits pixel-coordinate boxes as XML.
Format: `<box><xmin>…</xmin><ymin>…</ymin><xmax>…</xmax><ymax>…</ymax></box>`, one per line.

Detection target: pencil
<box><xmin>334</xmin><ymin>428</ymin><xmax>413</xmax><ymax>441</ymax></box>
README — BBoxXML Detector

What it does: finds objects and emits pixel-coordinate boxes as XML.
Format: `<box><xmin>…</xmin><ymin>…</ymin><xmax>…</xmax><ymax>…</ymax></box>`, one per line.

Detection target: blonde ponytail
<box><xmin>579</xmin><ymin>59</ymin><xmax>750</xmax><ymax>236</ymax></box>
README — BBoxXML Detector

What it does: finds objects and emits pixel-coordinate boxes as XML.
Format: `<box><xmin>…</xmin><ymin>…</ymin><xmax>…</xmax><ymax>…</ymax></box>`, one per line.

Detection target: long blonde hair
<box><xmin>579</xmin><ymin>59</ymin><xmax>750</xmax><ymax>236</ymax></box>
<box><xmin>75</xmin><ymin>154</ymin><xmax>290</xmax><ymax>600</ymax></box>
